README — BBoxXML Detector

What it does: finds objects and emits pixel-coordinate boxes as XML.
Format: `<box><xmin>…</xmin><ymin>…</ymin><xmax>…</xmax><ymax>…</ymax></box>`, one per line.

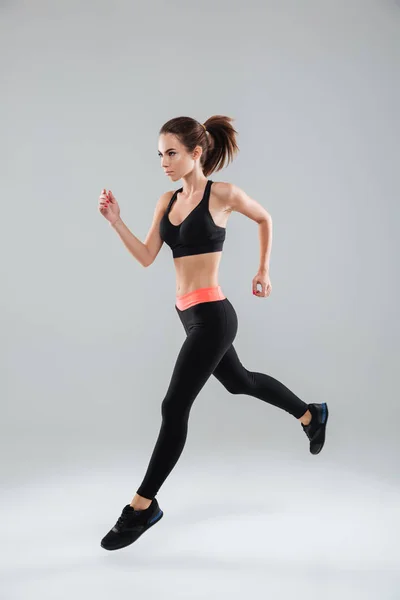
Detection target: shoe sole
<box><xmin>311</xmin><ymin>403</ymin><xmax>329</xmax><ymax>455</ymax></box>
<box><xmin>100</xmin><ymin>509</ymin><xmax>164</xmax><ymax>551</ymax></box>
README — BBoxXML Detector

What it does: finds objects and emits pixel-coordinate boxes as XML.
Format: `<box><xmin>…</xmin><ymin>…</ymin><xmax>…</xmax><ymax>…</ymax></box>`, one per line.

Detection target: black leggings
<box><xmin>136</xmin><ymin>297</ymin><xmax>308</xmax><ymax>500</ymax></box>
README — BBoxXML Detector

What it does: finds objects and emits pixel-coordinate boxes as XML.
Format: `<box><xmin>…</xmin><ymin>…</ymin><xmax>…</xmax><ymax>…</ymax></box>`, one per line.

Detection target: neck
<box><xmin>181</xmin><ymin>173</ymin><xmax>208</xmax><ymax>196</ymax></box>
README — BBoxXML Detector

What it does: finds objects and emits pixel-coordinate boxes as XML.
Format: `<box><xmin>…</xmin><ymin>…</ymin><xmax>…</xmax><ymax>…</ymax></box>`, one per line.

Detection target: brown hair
<box><xmin>159</xmin><ymin>115</ymin><xmax>239</xmax><ymax>177</ymax></box>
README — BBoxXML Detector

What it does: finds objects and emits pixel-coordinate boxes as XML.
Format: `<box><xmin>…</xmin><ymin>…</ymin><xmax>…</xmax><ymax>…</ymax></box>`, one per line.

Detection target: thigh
<box><xmin>163</xmin><ymin>325</ymin><xmax>233</xmax><ymax>414</ymax></box>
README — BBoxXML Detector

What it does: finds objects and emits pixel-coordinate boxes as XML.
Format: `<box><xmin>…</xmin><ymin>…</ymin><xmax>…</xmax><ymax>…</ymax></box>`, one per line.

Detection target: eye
<box><xmin>158</xmin><ymin>151</ymin><xmax>176</xmax><ymax>157</ymax></box>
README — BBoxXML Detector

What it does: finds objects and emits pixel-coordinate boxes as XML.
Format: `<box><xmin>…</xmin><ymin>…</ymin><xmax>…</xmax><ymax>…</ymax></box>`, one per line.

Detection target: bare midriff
<box><xmin>174</xmin><ymin>251</ymin><xmax>226</xmax><ymax>309</ymax></box>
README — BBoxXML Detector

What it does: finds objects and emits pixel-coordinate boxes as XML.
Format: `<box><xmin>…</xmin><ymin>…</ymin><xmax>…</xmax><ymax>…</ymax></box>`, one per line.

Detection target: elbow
<box><xmin>142</xmin><ymin>245</ymin><xmax>153</xmax><ymax>268</ymax></box>
<box><xmin>143</xmin><ymin>255</ymin><xmax>153</xmax><ymax>268</ymax></box>
<box><xmin>133</xmin><ymin>253</ymin><xmax>151</xmax><ymax>268</ymax></box>
<box><xmin>258</xmin><ymin>213</ymin><xmax>272</xmax><ymax>225</ymax></box>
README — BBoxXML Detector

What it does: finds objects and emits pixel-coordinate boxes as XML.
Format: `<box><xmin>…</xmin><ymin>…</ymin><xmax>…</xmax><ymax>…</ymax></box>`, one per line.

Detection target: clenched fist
<box><xmin>98</xmin><ymin>189</ymin><xmax>121</xmax><ymax>225</ymax></box>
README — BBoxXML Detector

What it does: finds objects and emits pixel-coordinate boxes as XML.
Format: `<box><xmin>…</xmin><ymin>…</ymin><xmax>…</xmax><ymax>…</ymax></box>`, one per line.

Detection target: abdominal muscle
<box><xmin>174</xmin><ymin>251</ymin><xmax>223</xmax><ymax>297</ymax></box>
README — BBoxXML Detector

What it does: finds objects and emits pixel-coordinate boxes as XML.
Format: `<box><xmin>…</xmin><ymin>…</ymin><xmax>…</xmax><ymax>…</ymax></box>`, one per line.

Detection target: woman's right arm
<box><xmin>110</xmin><ymin>191</ymin><xmax>172</xmax><ymax>268</ymax></box>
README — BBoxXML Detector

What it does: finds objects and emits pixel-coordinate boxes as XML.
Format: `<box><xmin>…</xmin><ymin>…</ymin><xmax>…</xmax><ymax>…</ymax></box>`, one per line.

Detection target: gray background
<box><xmin>2</xmin><ymin>0</ymin><xmax>399</xmax><ymax>598</ymax></box>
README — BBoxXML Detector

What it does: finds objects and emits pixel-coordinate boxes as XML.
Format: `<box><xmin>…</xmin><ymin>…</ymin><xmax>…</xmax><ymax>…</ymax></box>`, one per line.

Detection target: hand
<box><xmin>98</xmin><ymin>189</ymin><xmax>121</xmax><ymax>225</ymax></box>
<box><xmin>252</xmin><ymin>270</ymin><xmax>272</xmax><ymax>298</ymax></box>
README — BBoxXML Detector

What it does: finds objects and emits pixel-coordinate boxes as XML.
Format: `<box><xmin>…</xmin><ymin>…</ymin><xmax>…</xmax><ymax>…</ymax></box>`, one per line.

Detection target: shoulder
<box><xmin>154</xmin><ymin>189</ymin><xmax>176</xmax><ymax>213</ymax></box>
<box><xmin>210</xmin><ymin>181</ymin><xmax>237</xmax><ymax>210</ymax></box>
<box><xmin>212</xmin><ymin>181</ymin><xmax>271</xmax><ymax>222</ymax></box>
<box><xmin>211</xmin><ymin>180</ymin><xmax>232</xmax><ymax>197</ymax></box>
<box><xmin>161</xmin><ymin>189</ymin><xmax>177</xmax><ymax>203</ymax></box>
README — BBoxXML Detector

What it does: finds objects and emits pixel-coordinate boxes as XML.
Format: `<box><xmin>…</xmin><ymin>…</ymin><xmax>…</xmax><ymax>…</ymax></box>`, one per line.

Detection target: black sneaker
<box><xmin>100</xmin><ymin>498</ymin><xmax>163</xmax><ymax>551</ymax></box>
<box><xmin>301</xmin><ymin>402</ymin><xmax>329</xmax><ymax>455</ymax></box>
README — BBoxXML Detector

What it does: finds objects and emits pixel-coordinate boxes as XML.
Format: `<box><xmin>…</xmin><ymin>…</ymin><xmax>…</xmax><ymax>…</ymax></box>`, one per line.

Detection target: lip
<box><xmin>165</xmin><ymin>171</ymin><xmax>173</xmax><ymax>175</ymax></box>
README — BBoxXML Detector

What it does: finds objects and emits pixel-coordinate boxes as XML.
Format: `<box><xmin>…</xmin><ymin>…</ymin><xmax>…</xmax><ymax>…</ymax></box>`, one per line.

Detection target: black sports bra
<box><xmin>159</xmin><ymin>180</ymin><xmax>226</xmax><ymax>258</ymax></box>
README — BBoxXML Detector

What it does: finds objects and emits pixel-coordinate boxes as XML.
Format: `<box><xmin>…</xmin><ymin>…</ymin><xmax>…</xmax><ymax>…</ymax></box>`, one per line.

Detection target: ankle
<box><xmin>299</xmin><ymin>409</ymin><xmax>312</xmax><ymax>426</ymax></box>
<box><xmin>130</xmin><ymin>493</ymin><xmax>152</xmax><ymax>510</ymax></box>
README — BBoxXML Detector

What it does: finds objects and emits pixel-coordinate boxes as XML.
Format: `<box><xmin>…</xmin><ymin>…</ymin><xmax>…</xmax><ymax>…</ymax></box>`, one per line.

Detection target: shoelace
<box><xmin>116</xmin><ymin>505</ymin><xmax>140</xmax><ymax>529</ymax></box>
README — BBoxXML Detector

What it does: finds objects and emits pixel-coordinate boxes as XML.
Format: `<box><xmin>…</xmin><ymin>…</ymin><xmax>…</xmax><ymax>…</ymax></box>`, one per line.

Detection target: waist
<box><xmin>175</xmin><ymin>285</ymin><xmax>226</xmax><ymax>310</ymax></box>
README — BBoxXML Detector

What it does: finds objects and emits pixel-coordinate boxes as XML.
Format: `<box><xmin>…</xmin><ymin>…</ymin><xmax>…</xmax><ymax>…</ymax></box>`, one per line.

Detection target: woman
<box><xmin>98</xmin><ymin>115</ymin><xmax>329</xmax><ymax>552</ymax></box>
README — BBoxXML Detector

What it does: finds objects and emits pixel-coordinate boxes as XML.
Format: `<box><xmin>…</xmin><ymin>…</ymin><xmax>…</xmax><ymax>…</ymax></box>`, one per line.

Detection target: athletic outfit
<box><xmin>158</xmin><ymin>179</ymin><xmax>226</xmax><ymax>258</ymax></box>
<box><xmin>100</xmin><ymin>179</ymin><xmax>329</xmax><ymax>551</ymax></box>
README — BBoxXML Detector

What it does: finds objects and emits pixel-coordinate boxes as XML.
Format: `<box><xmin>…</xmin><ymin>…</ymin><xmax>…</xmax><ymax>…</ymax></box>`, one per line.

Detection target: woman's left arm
<box><xmin>226</xmin><ymin>183</ymin><xmax>272</xmax><ymax>298</ymax></box>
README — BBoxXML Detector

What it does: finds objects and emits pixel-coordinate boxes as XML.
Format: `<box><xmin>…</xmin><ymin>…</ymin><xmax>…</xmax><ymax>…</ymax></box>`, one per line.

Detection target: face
<box><xmin>158</xmin><ymin>133</ymin><xmax>202</xmax><ymax>181</ymax></box>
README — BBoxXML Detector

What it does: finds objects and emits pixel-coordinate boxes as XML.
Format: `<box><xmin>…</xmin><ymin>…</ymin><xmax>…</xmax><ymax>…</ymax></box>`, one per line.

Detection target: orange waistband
<box><xmin>175</xmin><ymin>285</ymin><xmax>226</xmax><ymax>310</ymax></box>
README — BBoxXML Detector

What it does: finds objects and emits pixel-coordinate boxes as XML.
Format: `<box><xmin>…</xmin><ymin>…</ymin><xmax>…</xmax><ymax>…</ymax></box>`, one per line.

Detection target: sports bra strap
<box><xmin>166</xmin><ymin>188</ymin><xmax>182</xmax><ymax>213</ymax></box>
<box><xmin>166</xmin><ymin>180</ymin><xmax>213</xmax><ymax>215</ymax></box>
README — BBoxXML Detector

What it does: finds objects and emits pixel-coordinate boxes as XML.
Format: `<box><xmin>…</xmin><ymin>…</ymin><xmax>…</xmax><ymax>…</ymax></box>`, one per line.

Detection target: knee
<box><xmin>223</xmin><ymin>378</ymin><xmax>246</xmax><ymax>395</ymax></box>
<box><xmin>161</xmin><ymin>395</ymin><xmax>190</xmax><ymax>424</ymax></box>
<box><xmin>161</xmin><ymin>396</ymin><xmax>175</xmax><ymax>420</ymax></box>
<box><xmin>222</xmin><ymin>369</ymin><xmax>255</xmax><ymax>395</ymax></box>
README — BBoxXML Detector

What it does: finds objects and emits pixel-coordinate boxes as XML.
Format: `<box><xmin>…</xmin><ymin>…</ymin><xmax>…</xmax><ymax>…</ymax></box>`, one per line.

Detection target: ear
<box><xmin>192</xmin><ymin>145</ymin><xmax>203</xmax><ymax>161</ymax></box>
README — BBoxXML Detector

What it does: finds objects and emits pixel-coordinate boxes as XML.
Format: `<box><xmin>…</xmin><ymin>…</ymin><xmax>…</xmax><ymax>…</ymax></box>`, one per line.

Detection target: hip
<box><xmin>175</xmin><ymin>286</ymin><xmax>238</xmax><ymax>336</ymax></box>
